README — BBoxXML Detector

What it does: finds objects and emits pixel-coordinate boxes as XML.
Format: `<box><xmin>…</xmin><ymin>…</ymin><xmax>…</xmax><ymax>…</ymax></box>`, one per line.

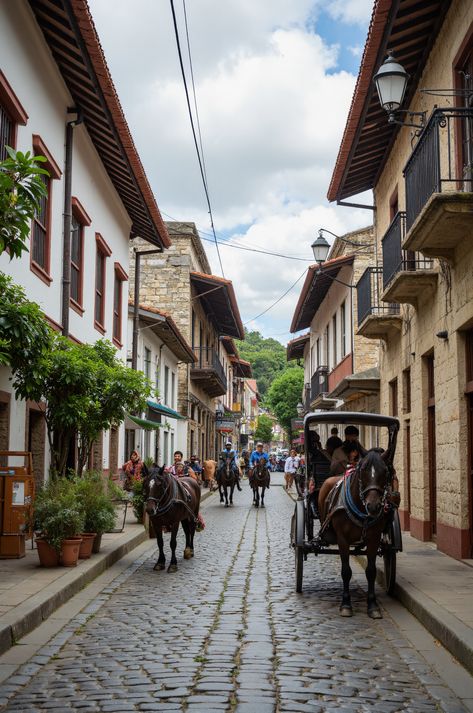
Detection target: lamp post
<box><xmin>373</xmin><ymin>54</ymin><xmax>425</xmax><ymax>130</ymax></box>
<box><xmin>296</xmin><ymin>402</ymin><xmax>305</xmax><ymax>417</ymax></box>
<box><xmin>311</xmin><ymin>234</ymin><xmax>330</xmax><ymax>265</ymax></box>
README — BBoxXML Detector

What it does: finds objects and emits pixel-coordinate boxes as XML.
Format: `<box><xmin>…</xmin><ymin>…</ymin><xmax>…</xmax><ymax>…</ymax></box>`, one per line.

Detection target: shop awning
<box><xmin>147</xmin><ymin>400</ymin><xmax>186</xmax><ymax>421</ymax></box>
<box><xmin>125</xmin><ymin>414</ymin><xmax>165</xmax><ymax>430</ymax></box>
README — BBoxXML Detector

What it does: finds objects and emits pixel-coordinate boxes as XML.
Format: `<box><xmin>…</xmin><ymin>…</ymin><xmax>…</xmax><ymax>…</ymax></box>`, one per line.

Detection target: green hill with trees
<box><xmin>237</xmin><ymin>329</ymin><xmax>299</xmax><ymax>400</ymax></box>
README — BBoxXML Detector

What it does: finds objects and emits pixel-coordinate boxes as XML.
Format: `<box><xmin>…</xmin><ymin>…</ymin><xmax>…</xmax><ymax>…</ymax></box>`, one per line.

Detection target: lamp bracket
<box><xmin>388</xmin><ymin>109</ymin><xmax>426</xmax><ymax>133</ymax></box>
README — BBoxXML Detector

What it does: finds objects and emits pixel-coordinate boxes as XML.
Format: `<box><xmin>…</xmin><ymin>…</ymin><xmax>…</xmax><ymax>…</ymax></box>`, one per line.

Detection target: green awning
<box><xmin>125</xmin><ymin>414</ymin><xmax>165</xmax><ymax>430</ymax></box>
<box><xmin>147</xmin><ymin>400</ymin><xmax>186</xmax><ymax>421</ymax></box>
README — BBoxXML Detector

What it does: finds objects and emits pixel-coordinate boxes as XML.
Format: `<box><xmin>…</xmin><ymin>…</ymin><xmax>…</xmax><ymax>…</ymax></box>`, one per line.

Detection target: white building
<box><xmin>0</xmin><ymin>0</ymin><xmax>170</xmax><ymax>483</ymax></box>
<box><xmin>125</xmin><ymin>304</ymin><xmax>195</xmax><ymax>466</ymax></box>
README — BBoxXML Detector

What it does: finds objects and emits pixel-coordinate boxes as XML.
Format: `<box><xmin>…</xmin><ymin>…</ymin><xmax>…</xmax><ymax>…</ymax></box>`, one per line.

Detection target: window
<box><xmin>144</xmin><ymin>347</ymin><xmax>151</xmax><ymax>379</ymax></box>
<box><xmin>316</xmin><ymin>338</ymin><xmax>320</xmax><ymax>369</ymax></box>
<box><xmin>94</xmin><ymin>234</ymin><xmax>112</xmax><ymax>333</ymax></box>
<box><xmin>332</xmin><ymin>313</ymin><xmax>337</xmax><ymax>367</ymax></box>
<box><xmin>191</xmin><ymin>309</ymin><xmax>196</xmax><ymax>348</ymax></box>
<box><xmin>0</xmin><ymin>71</ymin><xmax>28</xmax><ymax>160</ymax></box>
<box><xmin>403</xmin><ymin>368</ymin><xmax>411</xmax><ymax>413</ymax></box>
<box><xmin>171</xmin><ymin>372</ymin><xmax>176</xmax><ymax>409</ymax></box>
<box><xmin>70</xmin><ymin>198</ymin><xmax>91</xmax><ymax>313</ymax></box>
<box><xmin>164</xmin><ymin>365</ymin><xmax>169</xmax><ymax>404</ymax></box>
<box><xmin>155</xmin><ymin>357</ymin><xmax>160</xmax><ymax>393</ymax></box>
<box><xmin>341</xmin><ymin>301</ymin><xmax>346</xmax><ymax>358</ymax></box>
<box><xmin>389</xmin><ymin>186</ymin><xmax>399</xmax><ymax>221</ymax></box>
<box><xmin>112</xmin><ymin>262</ymin><xmax>127</xmax><ymax>346</ymax></box>
<box><xmin>389</xmin><ymin>378</ymin><xmax>398</xmax><ymax>417</ymax></box>
<box><xmin>324</xmin><ymin>325</ymin><xmax>329</xmax><ymax>366</ymax></box>
<box><xmin>30</xmin><ymin>135</ymin><xmax>61</xmax><ymax>284</ymax></box>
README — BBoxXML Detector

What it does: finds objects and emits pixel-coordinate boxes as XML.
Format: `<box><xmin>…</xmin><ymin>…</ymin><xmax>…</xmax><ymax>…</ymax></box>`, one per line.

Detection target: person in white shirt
<box><xmin>284</xmin><ymin>449</ymin><xmax>300</xmax><ymax>490</ymax></box>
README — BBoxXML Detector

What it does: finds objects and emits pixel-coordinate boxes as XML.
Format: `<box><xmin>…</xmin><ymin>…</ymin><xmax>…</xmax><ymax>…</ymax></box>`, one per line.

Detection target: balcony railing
<box><xmin>382</xmin><ymin>212</ymin><xmax>433</xmax><ymax>290</ymax></box>
<box><xmin>311</xmin><ymin>366</ymin><xmax>328</xmax><ymax>402</ymax></box>
<box><xmin>404</xmin><ymin>107</ymin><xmax>473</xmax><ymax>231</ymax></box>
<box><xmin>191</xmin><ymin>346</ymin><xmax>227</xmax><ymax>395</ymax></box>
<box><xmin>357</xmin><ymin>267</ymin><xmax>399</xmax><ymax>326</ymax></box>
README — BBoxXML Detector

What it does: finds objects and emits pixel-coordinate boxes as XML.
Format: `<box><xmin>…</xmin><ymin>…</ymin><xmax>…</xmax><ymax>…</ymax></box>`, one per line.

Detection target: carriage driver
<box><xmin>219</xmin><ymin>441</ymin><xmax>242</xmax><ymax>491</ymax></box>
<box><xmin>249</xmin><ymin>442</ymin><xmax>270</xmax><ymax>486</ymax></box>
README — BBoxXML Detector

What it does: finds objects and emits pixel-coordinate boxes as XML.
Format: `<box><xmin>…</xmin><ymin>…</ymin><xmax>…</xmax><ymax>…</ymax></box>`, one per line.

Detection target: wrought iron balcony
<box><xmin>310</xmin><ymin>366</ymin><xmax>328</xmax><ymax>402</ymax></box>
<box><xmin>381</xmin><ymin>212</ymin><xmax>436</xmax><ymax>305</ymax></box>
<box><xmin>190</xmin><ymin>347</ymin><xmax>227</xmax><ymax>397</ymax></box>
<box><xmin>403</xmin><ymin>107</ymin><xmax>473</xmax><ymax>259</ymax></box>
<box><xmin>356</xmin><ymin>267</ymin><xmax>401</xmax><ymax>340</ymax></box>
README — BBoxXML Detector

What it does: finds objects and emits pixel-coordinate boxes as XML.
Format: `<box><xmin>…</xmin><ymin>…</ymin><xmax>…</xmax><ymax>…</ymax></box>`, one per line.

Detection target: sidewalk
<box><xmin>284</xmin><ymin>485</ymin><xmax>473</xmax><ymax>677</ymax></box>
<box><xmin>0</xmin><ymin>488</ymin><xmax>214</xmax><ymax>656</ymax></box>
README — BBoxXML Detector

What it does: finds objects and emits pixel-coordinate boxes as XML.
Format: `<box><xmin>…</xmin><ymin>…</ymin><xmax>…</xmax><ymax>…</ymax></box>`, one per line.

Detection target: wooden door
<box><xmin>468</xmin><ymin>394</ymin><xmax>473</xmax><ymax>557</ymax></box>
<box><xmin>426</xmin><ymin>355</ymin><xmax>437</xmax><ymax>537</ymax></box>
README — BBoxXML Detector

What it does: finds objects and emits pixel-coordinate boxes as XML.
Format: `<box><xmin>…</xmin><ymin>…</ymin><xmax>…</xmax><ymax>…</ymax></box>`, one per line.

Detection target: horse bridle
<box><xmin>356</xmin><ymin>459</ymin><xmax>388</xmax><ymax>514</ymax></box>
<box><xmin>145</xmin><ymin>472</ymin><xmax>175</xmax><ymax>517</ymax></box>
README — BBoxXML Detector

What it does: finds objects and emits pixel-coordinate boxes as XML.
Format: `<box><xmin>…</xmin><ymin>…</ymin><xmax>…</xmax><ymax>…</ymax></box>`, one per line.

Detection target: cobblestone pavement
<box><xmin>0</xmin><ymin>484</ymin><xmax>470</xmax><ymax>712</ymax></box>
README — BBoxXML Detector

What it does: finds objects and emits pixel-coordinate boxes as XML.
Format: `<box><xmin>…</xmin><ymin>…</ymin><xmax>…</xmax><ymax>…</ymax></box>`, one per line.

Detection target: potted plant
<box><xmin>34</xmin><ymin>478</ymin><xmax>84</xmax><ymax>567</ymax></box>
<box><xmin>75</xmin><ymin>471</ymin><xmax>117</xmax><ymax>555</ymax></box>
<box><xmin>130</xmin><ymin>475</ymin><xmax>145</xmax><ymax>523</ymax></box>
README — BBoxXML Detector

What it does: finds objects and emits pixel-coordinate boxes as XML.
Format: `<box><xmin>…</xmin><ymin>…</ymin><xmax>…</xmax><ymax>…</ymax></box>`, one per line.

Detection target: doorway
<box><xmin>426</xmin><ymin>354</ymin><xmax>437</xmax><ymax>537</ymax></box>
<box><xmin>27</xmin><ymin>408</ymin><xmax>45</xmax><ymax>489</ymax></box>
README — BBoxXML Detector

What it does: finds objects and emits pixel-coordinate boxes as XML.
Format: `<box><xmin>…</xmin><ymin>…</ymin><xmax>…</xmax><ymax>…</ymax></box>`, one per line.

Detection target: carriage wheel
<box><xmin>295</xmin><ymin>545</ymin><xmax>304</xmax><ymax>593</ymax></box>
<box><xmin>382</xmin><ymin>525</ymin><xmax>397</xmax><ymax>595</ymax></box>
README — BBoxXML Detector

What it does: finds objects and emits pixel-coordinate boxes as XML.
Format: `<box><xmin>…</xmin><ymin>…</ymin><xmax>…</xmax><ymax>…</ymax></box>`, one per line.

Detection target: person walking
<box><xmin>284</xmin><ymin>448</ymin><xmax>300</xmax><ymax>491</ymax></box>
<box><xmin>122</xmin><ymin>450</ymin><xmax>147</xmax><ymax>492</ymax></box>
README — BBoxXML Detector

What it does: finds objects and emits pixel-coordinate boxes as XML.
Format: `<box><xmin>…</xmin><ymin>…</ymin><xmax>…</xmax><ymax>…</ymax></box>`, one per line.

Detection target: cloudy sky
<box><xmin>88</xmin><ymin>0</ymin><xmax>374</xmax><ymax>343</ymax></box>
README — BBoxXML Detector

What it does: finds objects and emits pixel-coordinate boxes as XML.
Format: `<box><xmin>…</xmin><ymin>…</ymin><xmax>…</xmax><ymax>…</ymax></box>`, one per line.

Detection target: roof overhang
<box><xmin>128</xmin><ymin>303</ymin><xmax>196</xmax><ymax>363</ymax></box>
<box><xmin>327</xmin><ymin>0</ymin><xmax>452</xmax><ymax>203</ymax></box>
<box><xmin>230</xmin><ymin>357</ymin><xmax>252</xmax><ymax>378</ymax></box>
<box><xmin>28</xmin><ymin>0</ymin><xmax>170</xmax><ymax>249</ymax></box>
<box><xmin>221</xmin><ymin>336</ymin><xmax>239</xmax><ymax>356</ymax></box>
<box><xmin>328</xmin><ymin>367</ymin><xmax>380</xmax><ymax>401</ymax></box>
<box><xmin>290</xmin><ymin>255</ymin><xmax>354</xmax><ymax>333</ymax></box>
<box><xmin>287</xmin><ymin>333</ymin><xmax>309</xmax><ymax>361</ymax></box>
<box><xmin>190</xmin><ymin>272</ymin><xmax>244</xmax><ymax>339</ymax></box>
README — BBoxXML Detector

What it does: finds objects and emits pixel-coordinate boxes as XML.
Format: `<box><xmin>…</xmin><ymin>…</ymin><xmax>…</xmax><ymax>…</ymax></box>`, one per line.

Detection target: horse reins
<box><xmin>146</xmin><ymin>474</ymin><xmax>198</xmax><ymax>523</ymax></box>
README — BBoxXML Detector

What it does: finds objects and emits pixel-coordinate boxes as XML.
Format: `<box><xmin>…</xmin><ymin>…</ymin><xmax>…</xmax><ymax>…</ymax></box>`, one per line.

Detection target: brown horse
<box><xmin>217</xmin><ymin>456</ymin><xmax>237</xmax><ymax>507</ymax></box>
<box><xmin>318</xmin><ymin>449</ymin><xmax>393</xmax><ymax>618</ymax></box>
<box><xmin>203</xmin><ymin>459</ymin><xmax>218</xmax><ymax>490</ymax></box>
<box><xmin>250</xmin><ymin>459</ymin><xmax>270</xmax><ymax>508</ymax></box>
<box><xmin>144</xmin><ymin>467</ymin><xmax>201</xmax><ymax>573</ymax></box>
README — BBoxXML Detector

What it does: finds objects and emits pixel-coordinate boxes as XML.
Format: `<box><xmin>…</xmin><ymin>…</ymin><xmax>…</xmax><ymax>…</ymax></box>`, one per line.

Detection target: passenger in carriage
<box><xmin>330</xmin><ymin>425</ymin><xmax>365</xmax><ymax>476</ymax></box>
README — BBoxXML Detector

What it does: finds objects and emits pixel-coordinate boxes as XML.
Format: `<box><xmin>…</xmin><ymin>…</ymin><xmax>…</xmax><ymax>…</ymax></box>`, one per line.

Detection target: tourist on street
<box><xmin>190</xmin><ymin>454</ymin><xmax>203</xmax><ymax>483</ymax></box>
<box><xmin>122</xmin><ymin>450</ymin><xmax>147</xmax><ymax>492</ymax></box>
<box><xmin>168</xmin><ymin>451</ymin><xmax>197</xmax><ymax>480</ymax></box>
<box><xmin>325</xmin><ymin>427</ymin><xmax>343</xmax><ymax>456</ymax></box>
<box><xmin>284</xmin><ymin>448</ymin><xmax>300</xmax><ymax>490</ymax></box>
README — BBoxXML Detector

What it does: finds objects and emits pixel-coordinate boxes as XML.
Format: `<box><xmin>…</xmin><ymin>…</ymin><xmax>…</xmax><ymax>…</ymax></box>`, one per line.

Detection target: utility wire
<box><xmin>243</xmin><ymin>268</ymin><xmax>308</xmax><ymax>325</ymax></box>
<box><xmin>169</xmin><ymin>0</ymin><xmax>225</xmax><ymax>277</ymax></box>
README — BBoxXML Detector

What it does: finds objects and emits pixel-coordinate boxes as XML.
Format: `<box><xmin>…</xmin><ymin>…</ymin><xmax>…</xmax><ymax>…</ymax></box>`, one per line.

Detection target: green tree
<box><xmin>0</xmin><ymin>273</ymin><xmax>52</xmax><ymax>368</ymax></box>
<box><xmin>237</xmin><ymin>329</ymin><xmax>296</xmax><ymax>399</ymax></box>
<box><xmin>0</xmin><ymin>147</ymin><xmax>49</xmax><ymax>259</ymax></box>
<box><xmin>254</xmin><ymin>414</ymin><xmax>274</xmax><ymax>443</ymax></box>
<box><xmin>13</xmin><ymin>336</ymin><xmax>151</xmax><ymax>477</ymax></box>
<box><xmin>267</xmin><ymin>367</ymin><xmax>304</xmax><ymax>436</ymax></box>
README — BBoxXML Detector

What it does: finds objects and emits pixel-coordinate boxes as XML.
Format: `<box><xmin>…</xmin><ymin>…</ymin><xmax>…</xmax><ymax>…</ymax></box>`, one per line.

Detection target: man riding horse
<box><xmin>217</xmin><ymin>441</ymin><xmax>242</xmax><ymax>491</ymax></box>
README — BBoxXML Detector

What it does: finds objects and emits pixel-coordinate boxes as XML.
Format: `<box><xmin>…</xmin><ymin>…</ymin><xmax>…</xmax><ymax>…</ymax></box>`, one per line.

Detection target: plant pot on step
<box><xmin>79</xmin><ymin>533</ymin><xmax>96</xmax><ymax>559</ymax></box>
<box><xmin>92</xmin><ymin>533</ymin><xmax>102</xmax><ymax>554</ymax></box>
<box><xmin>35</xmin><ymin>537</ymin><xmax>60</xmax><ymax>567</ymax></box>
<box><xmin>61</xmin><ymin>537</ymin><xmax>82</xmax><ymax>567</ymax></box>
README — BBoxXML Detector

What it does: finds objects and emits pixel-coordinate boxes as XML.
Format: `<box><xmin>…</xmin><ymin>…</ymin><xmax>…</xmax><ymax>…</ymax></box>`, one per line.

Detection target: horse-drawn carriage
<box><xmin>291</xmin><ymin>411</ymin><xmax>402</xmax><ymax>616</ymax></box>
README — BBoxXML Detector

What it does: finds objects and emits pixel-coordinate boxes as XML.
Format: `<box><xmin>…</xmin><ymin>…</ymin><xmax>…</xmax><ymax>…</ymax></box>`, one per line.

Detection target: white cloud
<box><xmin>325</xmin><ymin>0</ymin><xmax>373</xmax><ymax>26</ymax></box>
<box><xmin>88</xmin><ymin>0</ymin><xmax>371</xmax><ymax>340</ymax></box>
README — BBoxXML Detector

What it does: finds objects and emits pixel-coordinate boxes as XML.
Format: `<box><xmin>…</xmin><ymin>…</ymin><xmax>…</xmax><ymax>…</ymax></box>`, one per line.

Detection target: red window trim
<box><xmin>0</xmin><ymin>71</ymin><xmax>28</xmax><ymax>144</ymax></box>
<box><xmin>112</xmin><ymin>262</ymin><xmax>128</xmax><ymax>348</ymax></box>
<box><xmin>70</xmin><ymin>197</ymin><xmax>90</xmax><ymax>315</ymax></box>
<box><xmin>94</xmin><ymin>233</ymin><xmax>111</xmax><ymax>334</ymax></box>
<box><xmin>32</xmin><ymin>135</ymin><xmax>61</xmax><ymax>178</ymax></box>
<box><xmin>30</xmin><ymin>135</ymin><xmax>61</xmax><ymax>285</ymax></box>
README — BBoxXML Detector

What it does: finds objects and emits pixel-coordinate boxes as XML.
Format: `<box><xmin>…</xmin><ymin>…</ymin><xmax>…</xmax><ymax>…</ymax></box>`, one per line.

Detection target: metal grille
<box><xmin>357</xmin><ymin>267</ymin><xmax>399</xmax><ymax>326</ymax></box>
<box><xmin>95</xmin><ymin>251</ymin><xmax>104</xmax><ymax>324</ymax></box>
<box><xmin>382</xmin><ymin>212</ymin><xmax>433</xmax><ymax>289</ymax></box>
<box><xmin>71</xmin><ymin>216</ymin><xmax>81</xmax><ymax>303</ymax></box>
<box><xmin>192</xmin><ymin>347</ymin><xmax>227</xmax><ymax>392</ymax></box>
<box><xmin>32</xmin><ymin>175</ymin><xmax>49</xmax><ymax>269</ymax></box>
<box><xmin>311</xmin><ymin>366</ymin><xmax>328</xmax><ymax>401</ymax></box>
<box><xmin>0</xmin><ymin>106</ymin><xmax>13</xmax><ymax>161</ymax></box>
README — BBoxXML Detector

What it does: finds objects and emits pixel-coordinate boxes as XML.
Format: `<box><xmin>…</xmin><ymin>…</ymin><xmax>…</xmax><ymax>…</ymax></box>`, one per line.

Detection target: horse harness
<box><xmin>146</xmin><ymin>475</ymin><xmax>198</xmax><ymax>524</ymax></box>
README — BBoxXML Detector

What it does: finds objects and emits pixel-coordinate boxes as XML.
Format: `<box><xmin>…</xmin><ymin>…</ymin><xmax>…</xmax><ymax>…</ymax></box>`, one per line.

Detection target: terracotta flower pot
<box><xmin>79</xmin><ymin>533</ymin><xmax>96</xmax><ymax>559</ymax></box>
<box><xmin>35</xmin><ymin>538</ymin><xmax>59</xmax><ymax>567</ymax></box>
<box><xmin>92</xmin><ymin>533</ymin><xmax>102</xmax><ymax>554</ymax></box>
<box><xmin>61</xmin><ymin>537</ymin><xmax>82</xmax><ymax>567</ymax></box>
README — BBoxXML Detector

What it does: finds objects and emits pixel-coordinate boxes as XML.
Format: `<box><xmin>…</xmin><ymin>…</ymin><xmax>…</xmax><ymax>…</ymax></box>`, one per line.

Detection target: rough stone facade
<box><xmin>368</xmin><ymin>0</ymin><xmax>473</xmax><ymax>559</ymax></box>
<box><xmin>129</xmin><ymin>223</ymin><xmax>219</xmax><ymax>459</ymax></box>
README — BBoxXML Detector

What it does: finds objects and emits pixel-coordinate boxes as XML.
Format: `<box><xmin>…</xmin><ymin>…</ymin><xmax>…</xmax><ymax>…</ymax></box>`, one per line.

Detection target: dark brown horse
<box><xmin>144</xmin><ymin>467</ymin><xmax>201</xmax><ymax>572</ymax></box>
<box><xmin>318</xmin><ymin>449</ymin><xmax>393</xmax><ymax>618</ymax></box>
<box><xmin>217</xmin><ymin>456</ymin><xmax>237</xmax><ymax>507</ymax></box>
<box><xmin>250</xmin><ymin>459</ymin><xmax>270</xmax><ymax>508</ymax></box>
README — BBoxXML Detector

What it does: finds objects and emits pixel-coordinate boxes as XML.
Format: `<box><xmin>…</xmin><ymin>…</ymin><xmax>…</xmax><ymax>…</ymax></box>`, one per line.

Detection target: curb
<box><xmin>358</xmin><ymin>556</ymin><xmax>473</xmax><ymax>677</ymax></box>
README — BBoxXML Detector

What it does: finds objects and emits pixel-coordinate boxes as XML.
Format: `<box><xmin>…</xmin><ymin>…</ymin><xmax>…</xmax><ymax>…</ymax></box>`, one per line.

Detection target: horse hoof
<box><xmin>340</xmin><ymin>606</ymin><xmax>353</xmax><ymax>617</ymax></box>
<box><xmin>190</xmin><ymin>549</ymin><xmax>194</xmax><ymax>558</ymax></box>
<box><xmin>167</xmin><ymin>564</ymin><xmax>178</xmax><ymax>573</ymax></box>
<box><xmin>183</xmin><ymin>548</ymin><xmax>192</xmax><ymax>560</ymax></box>
<box><xmin>368</xmin><ymin>608</ymin><xmax>383</xmax><ymax>619</ymax></box>
<box><xmin>261</xmin><ymin>503</ymin><xmax>265</xmax><ymax>508</ymax></box>
<box><xmin>153</xmin><ymin>562</ymin><xmax>165</xmax><ymax>571</ymax></box>
<box><xmin>225</xmin><ymin>503</ymin><xmax>229</xmax><ymax>508</ymax></box>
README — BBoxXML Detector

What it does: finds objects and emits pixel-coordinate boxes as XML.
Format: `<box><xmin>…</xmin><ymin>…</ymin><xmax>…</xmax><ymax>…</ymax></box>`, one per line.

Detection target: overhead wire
<box><xmin>243</xmin><ymin>268</ymin><xmax>308</xmax><ymax>326</ymax></box>
<box><xmin>169</xmin><ymin>0</ymin><xmax>225</xmax><ymax>277</ymax></box>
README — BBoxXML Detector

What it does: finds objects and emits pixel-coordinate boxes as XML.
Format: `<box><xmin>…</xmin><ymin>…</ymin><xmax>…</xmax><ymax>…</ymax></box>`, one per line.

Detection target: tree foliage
<box><xmin>254</xmin><ymin>413</ymin><xmax>274</xmax><ymax>444</ymax></box>
<box><xmin>0</xmin><ymin>147</ymin><xmax>49</xmax><ymax>259</ymax></box>
<box><xmin>13</xmin><ymin>337</ymin><xmax>151</xmax><ymax>477</ymax></box>
<box><xmin>267</xmin><ymin>367</ymin><xmax>304</xmax><ymax>436</ymax></box>
<box><xmin>0</xmin><ymin>273</ymin><xmax>53</xmax><ymax>368</ymax></box>
<box><xmin>236</xmin><ymin>329</ymin><xmax>296</xmax><ymax>399</ymax></box>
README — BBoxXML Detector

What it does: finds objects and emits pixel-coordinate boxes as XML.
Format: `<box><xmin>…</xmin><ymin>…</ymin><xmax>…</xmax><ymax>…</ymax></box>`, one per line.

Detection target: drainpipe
<box><xmin>62</xmin><ymin>107</ymin><xmax>83</xmax><ymax>337</ymax></box>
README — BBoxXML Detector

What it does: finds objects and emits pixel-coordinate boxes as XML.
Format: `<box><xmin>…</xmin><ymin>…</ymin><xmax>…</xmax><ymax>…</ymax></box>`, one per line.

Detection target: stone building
<box><xmin>328</xmin><ymin>0</ymin><xmax>473</xmax><ymax>559</ymax></box>
<box><xmin>288</xmin><ymin>227</ymin><xmax>380</xmax><ymax>447</ymax></box>
<box><xmin>129</xmin><ymin>223</ymin><xmax>244</xmax><ymax>460</ymax></box>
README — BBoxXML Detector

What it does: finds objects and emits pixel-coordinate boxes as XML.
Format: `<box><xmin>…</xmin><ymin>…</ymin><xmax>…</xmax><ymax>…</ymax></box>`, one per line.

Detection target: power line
<box><xmin>243</xmin><ymin>268</ymin><xmax>308</xmax><ymax>325</ymax></box>
<box><xmin>169</xmin><ymin>0</ymin><xmax>225</xmax><ymax>277</ymax></box>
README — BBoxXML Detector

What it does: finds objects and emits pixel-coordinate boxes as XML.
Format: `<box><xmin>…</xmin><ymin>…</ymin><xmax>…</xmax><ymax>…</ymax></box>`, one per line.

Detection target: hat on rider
<box><xmin>225</xmin><ymin>441</ymin><xmax>232</xmax><ymax>446</ymax></box>
<box><xmin>256</xmin><ymin>442</ymin><xmax>263</xmax><ymax>447</ymax></box>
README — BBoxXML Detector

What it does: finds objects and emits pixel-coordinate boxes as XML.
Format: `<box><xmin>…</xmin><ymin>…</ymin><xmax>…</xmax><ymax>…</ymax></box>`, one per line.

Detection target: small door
<box><xmin>468</xmin><ymin>394</ymin><xmax>473</xmax><ymax>558</ymax></box>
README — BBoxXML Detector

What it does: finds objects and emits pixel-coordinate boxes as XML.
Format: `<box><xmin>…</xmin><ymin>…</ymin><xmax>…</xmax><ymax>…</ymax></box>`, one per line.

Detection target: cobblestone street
<box><xmin>0</xmin><ymin>482</ymin><xmax>471</xmax><ymax>713</ymax></box>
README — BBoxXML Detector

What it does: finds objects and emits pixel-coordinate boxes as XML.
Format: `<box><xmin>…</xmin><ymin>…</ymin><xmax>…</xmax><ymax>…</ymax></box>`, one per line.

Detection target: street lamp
<box><xmin>296</xmin><ymin>402</ymin><xmax>305</xmax><ymax>417</ymax></box>
<box><xmin>373</xmin><ymin>54</ymin><xmax>425</xmax><ymax>130</ymax></box>
<box><xmin>311</xmin><ymin>233</ymin><xmax>330</xmax><ymax>264</ymax></box>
